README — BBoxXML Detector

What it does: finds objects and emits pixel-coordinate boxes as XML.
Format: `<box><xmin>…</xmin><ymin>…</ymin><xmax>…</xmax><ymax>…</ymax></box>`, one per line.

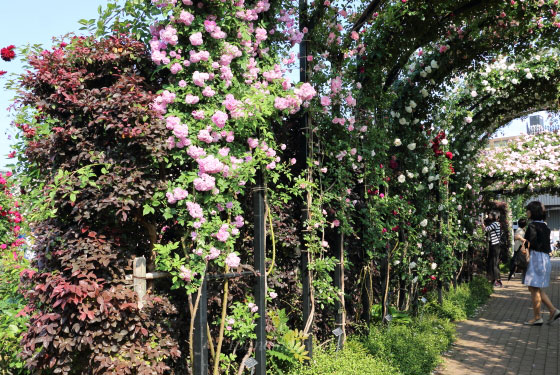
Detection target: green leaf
<box><xmin>143</xmin><ymin>204</ymin><xmax>155</xmax><ymax>216</ymax></box>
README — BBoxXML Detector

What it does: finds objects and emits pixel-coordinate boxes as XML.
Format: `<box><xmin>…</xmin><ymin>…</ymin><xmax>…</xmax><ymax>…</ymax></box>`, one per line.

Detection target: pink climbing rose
<box><xmin>211</xmin><ymin>110</ymin><xmax>229</xmax><ymax>128</ymax></box>
<box><xmin>225</xmin><ymin>253</ymin><xmax>241</xmax><ymax>268</ymax></box>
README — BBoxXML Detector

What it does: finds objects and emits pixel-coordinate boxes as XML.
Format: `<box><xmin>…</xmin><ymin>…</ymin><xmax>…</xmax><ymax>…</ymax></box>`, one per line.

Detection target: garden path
<box><xmin>440</xmin><ymin>259</ymin><xmax>560</xmax><ymax>375</ymax></box>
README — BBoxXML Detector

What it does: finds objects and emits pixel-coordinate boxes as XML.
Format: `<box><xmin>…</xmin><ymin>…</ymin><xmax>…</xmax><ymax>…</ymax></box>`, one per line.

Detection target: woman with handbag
<box><xmin>508</xmin><ymin>218</ymin><xmax>528</xmax><ymax>281</ymax></box>
<box><xmin>522</xmin><ymin>201</ymin><xmax>560</xmax><ymax>326</ymax></box>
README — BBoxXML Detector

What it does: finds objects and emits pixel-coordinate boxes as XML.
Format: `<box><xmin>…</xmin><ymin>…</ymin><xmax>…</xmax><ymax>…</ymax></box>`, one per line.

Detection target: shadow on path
<box><xmin>439</xmin><ymin>259</ymin><xmax>560</xmax><ymax>375</ymax></box>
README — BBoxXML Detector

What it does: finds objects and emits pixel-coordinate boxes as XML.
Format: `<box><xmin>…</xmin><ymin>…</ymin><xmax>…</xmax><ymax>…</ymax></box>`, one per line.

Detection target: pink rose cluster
<box><xmin>225</xmin><ymin>252</ymin><xmax>241</xmax><ymax>268</ymax></box>
<box><xmin>187</xmin><ymin>145</ymin><xmax>206</xmax><ymax>159</ymax></box>
<box><xmin>215</xmin><ymin>224</ymin><xmax>231</xmax><ymax>242</ymax></box>
<box><xmin>179</xmin><ymin>265</ymin><xmax>194</xmax><ymax>282</ymax></box>
<box><xmin>222</xmin><ymin>94</ymin><xmax>244</xmax><ymax>119</ymax></box>
<box><xmin>273</xmin><ymin>96</ymin><xmax>301</xmax><ymax>114</ymax></box>
<box><xmin>186</xmin><ymin>201</ymin><xmax>204</xmax><ymax>219</ymax></box>
<box><xmin>263</xmin><ymin>64</ymin><xmax>284</xmax><ymax>81</ymax></box>
<box><xmin>206</xmin><ymin>247</ymin><xmax>221</xmax><ymax>260</ymax></box>
<box><xmin>193</xmin><ymin>173</ymin><xmax>216</xmax><ymax>191</ymax></box>
<box><xmin>233</xmin><ymin>215</ymin><xmax>245</xmax><ymax>228</ymax></box>
<box><xmin>203</xmin><ymin>20</ymin><xmax>227</xmax><ymax>39</ymax></box>
<box><xmin>243</xmin><ymin>58</ymin><xmax>260</xmax><ymax>83</ymax></box>
<box><xmin>152</xmin><ymin>90</ymin><xmax>176</xmax><ymax>116</ymax></box>
<box><xmin>189</xmin><ymin>50</ymin><xmax>210</xmax><ymax>63</ymax></box>
<box><xmin>166</xmin><ymin>187</ymin><xmax>188</xmax><ymax>204</ymax></box>
<box><xmin>197</xmin><ymin>155</ymin><xmax>225</xmax><ymax>174</ymax></box>
<box><xmin>235</xmin><ymin>0</ymin><xmax>271</xmax><ymax>21</ymax></box>
<box><xmin>294</xmin><ymin>82</ymin><xmax>317</xmax><ymax>102</ymax></box>
<box><xmin>178</xmin><ymin>10</ymin><xmax>194</xmax><ymax>25</ymax></box>
<box><xmin>189</xmin><ymin>32</ymin><xmax>203</xmax><ymax>46</ymax></box>
<box><xmin>211</xmin><ymin>110</ymin><xmax>229</xmax><ymax>128</ymax></box>
<box><xmin>193</xmin><ymin>71</ymin><xmax>210</xmax><ymax>87</ymax></box>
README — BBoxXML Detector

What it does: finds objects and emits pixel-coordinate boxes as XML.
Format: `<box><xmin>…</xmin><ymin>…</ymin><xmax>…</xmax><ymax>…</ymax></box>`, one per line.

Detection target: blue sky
<box><xmin>0</xmin><ymin>1</ymin><xmax>545</xmax><ymax>169</ymax></box>
<box><xmin>0</xmin><ymin>0</ymin><xmax>107</xmax><ymax>169</ymax></box>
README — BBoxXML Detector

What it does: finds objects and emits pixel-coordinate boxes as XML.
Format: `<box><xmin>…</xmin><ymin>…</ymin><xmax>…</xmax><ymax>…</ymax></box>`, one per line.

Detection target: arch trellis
<box><xmin>9</xmin><ymin>0</ymin><xmax>560</xmax><ymax>374</ymax></box>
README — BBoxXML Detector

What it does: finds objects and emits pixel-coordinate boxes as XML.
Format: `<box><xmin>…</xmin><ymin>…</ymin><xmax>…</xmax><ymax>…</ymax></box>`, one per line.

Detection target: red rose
<box><xmin>430</xmin><ymin>275</ymin><xmax>437</xmax><ymax>280</ymax></box>
<box><xmin>1</xmin><ymin>45</ymin><xmax>16</xmax><ymax>62</ymax></box>
<box><xmin>445</xmin><ymin>151</ymin><xmax>453</xmax><ymax>160</ymax></box>
<box><xmin>391</xmin><ymin>225</ymin><xmax>399</xmax><ymax>231</ymax></box>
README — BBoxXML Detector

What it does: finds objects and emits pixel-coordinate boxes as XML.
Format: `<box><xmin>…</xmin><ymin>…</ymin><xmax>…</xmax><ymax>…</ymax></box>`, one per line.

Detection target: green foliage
<box><xmin>425</xmin><ymin>276</ymin><xmax>493</xmax><ymax>321</ymax></box>
<box><xmin>223</xmin><ymin>301</ymin><xmax>258</xmax><ymax>344</ymax></box>
<box><xmin>371</xmin><ymin>303</ymin><xmax>413</xmax><ymax>325</ymax></box>
<box><xmin>0</xmin><ymin>250</ymin><xmax>30</xmax><ymax>374</ymax></box>
<box><xmin>364</xmin><ymin>315</ymin><xmax>455</xmax><ymax>375</ymax></box>
<box><xmin>291</xmin><ymin>341</ymin><xmax>400</xmax><ymax>375</ymax></box>
<box><xmin>267</xmin><ymin>309</ymin><xmax>311</xmax><ymax>374</ymax></box>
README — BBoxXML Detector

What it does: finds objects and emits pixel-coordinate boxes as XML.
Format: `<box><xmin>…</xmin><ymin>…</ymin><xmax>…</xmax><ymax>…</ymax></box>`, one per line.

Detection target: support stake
<box><xmin>193</xmin><ymin>278</ymin><xmax>208</xmax><ymax>375</ymax></box>
<box><xmin>254</xmin><ymin>170</ymin><xmax>267</xmax><ymax>375</ymax></box>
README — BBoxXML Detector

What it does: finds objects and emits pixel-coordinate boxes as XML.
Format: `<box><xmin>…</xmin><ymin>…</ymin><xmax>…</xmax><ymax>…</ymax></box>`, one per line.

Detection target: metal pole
<box><xmin>253</xmin><ymin>170</ymin><xmax>267</xmax><ymax>375</ymax></box>
<box><xmin>299</xmin><ymin>0</ymin><xmax>313</xmax><ymax>360</ymax></box>
<box><xmin>333</xmin><ymin>232</ymin><xmax>343</xmax><ymax>326</ymax></box>
<box><xmin>193</xmin><ymin>278</ymin><xmax>208</xmax><ymax>375</ymax></box>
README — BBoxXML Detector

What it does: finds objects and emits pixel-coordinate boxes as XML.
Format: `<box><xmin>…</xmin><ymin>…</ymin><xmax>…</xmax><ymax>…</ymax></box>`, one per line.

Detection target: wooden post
<box><xmin>133</xmin><ymin>256</ymin><xmax>147</xmax><ymax>309</ymax></box>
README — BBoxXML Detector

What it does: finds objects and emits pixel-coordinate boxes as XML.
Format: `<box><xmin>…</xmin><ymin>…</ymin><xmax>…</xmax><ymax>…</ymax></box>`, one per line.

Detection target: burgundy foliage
<box><xmin>18</xmin><ymin>36</ymin><xmax>181</xmax><ymax>374</ymax></box>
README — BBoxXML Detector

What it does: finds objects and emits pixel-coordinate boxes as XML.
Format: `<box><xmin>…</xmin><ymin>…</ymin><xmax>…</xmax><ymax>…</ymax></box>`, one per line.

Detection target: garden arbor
<box><xmin>7</xmin><ymin>0</ymin><xmax>560</xmax><ymax>374</ymax></box>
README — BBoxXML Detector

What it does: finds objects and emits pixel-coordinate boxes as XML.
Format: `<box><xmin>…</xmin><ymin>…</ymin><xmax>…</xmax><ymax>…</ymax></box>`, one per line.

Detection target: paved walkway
<box><xmin>440</xmin><ymin>259</ymin><xmax>560</xmax><ymax>375</ymax></box>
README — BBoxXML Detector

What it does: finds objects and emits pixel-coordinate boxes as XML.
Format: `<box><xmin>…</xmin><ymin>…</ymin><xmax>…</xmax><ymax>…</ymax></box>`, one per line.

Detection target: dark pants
<box><xmin>488</xmin><ymin>244</ymin><xmax>501</xmax><ymax>282</ymax></box>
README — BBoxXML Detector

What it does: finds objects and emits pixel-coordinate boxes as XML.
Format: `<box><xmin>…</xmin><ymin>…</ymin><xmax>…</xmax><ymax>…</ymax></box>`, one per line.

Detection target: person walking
<box><xmin>522</xmin><ymin>201</ymin><xmax>560</xmax><ymax>326</ymax></box>
<box><xmin>508</xmin><ymin>218</ymin><xmax>528</xmax><ymax>281</ymax></box>
<box><xmin>484</xmin><ymin>212</ymin><xmax>503</xmax><ymax>287</ymax></box>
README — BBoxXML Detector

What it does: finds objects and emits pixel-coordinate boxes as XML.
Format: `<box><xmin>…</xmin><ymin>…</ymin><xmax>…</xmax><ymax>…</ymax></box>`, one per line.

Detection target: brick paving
<box><xmin>440</xmin><ymin>259</ymin><xmax>560</xmax><ymax>375</ymax></box>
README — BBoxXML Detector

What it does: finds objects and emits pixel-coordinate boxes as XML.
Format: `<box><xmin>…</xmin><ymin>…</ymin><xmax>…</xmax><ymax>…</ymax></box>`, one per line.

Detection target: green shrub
<box><xmin>0</xmin><ymin>251</ymin><xmax>30</xmax><ymax>374</ymax></box>
<box><xmin>426</xmin><ymin>276</ymin><xmax>493</xmax><ymax>320</ymax></box>
<box><xmin>364</xmin><ymin>315</ymin><xmax>454</xmax><ymax>375</ymax></box>
<box><xmin>290</xmin><ymin>340</ymin><xmax>400</xmax><ymax>375</ymax></box>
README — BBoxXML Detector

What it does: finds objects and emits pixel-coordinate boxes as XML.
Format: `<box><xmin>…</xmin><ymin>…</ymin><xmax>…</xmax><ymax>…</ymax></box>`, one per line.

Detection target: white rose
<box><xmin>398</xmin><ymin>174</ymin><xmax>406</xmax><ymax>183</ymax></box>
<box><xmin>428</xmin><ymin>183</ymin><xmax>434</xmax><ymax>190</ymax></box>
<box><xmin>421</xmin><ymin>88</ymin><xmax>429</xmax><ymax>97</ymax></box>
<box><xmin>431</xmin><ymin>262</ymin><xmax>437</xmax><ymax>270</ymax></box>
<box><xmin>420</xmin><ymin>219</ymin><xmax>428</xmax><ymax>227</ymax></box>
<box><xmin>409</xmin><ymin>100</ymin><xmax>417</xmax><ymax>108</ymax></box>
<box><xmin>526</xmin><ymin>72</ymin><xmax>533</xmax><ymax>79</ymax></box>
<box><xmin>405</xmin><ymin>106</ymin><xmax>413</xmax><ymax>113</ymax></box>
<box><xmin>425</xmin><ymin>66</ymin><xmax>432</xmax><ymax>74</ymax></box>
<box><xmin>511</xmin><ymin>78</ymin><xmax>519</xmax><ymax>85</ymax></box>
<box><xmin>471</xmin><ymin>90</ymin><xmax>478</xmax><ymax>97</ymax></box>
<box><xmin>407</xmin><ymin>171</ymin><xmax>414</xmax><ymax>179</ymax></box>
<box><xmin>394</xmin><ymin>260</ymin><xmax>401</xmax><ymax>266</ymax></box>
<box><xmin>441</xmin><ymin>139</ymin><xmax>448</xmax><ymax>145</ymax></box>
<box><xmin>407</xmin><ymin>143</ymin><xmax>416</xmax><ymax>150</ymax></box>
<box><xmin>420</xmin><ymin>71</ymin><xmax>427</xmax><ymax>78</ymax></box>
<box><xmin>409</xmin><ymin>261</ymin><xmax>417</xmax><ymax>269</ymax></box>
<box><xmin>422</xmin><ymin>167</ymin><xmax>429</xmax><ymax>174</ymax></box>
<box><xmin>430</xmin><ymin>60</ymin><xmax>438</xmax><ymax>69</ymax></box>
<box><xmin>399</xmin><ymin>117</ymin><xmax>407</xmax><ymax>125</ymax></box>
<box><xmin>394</xmin><ymin>138</ymin><xmax>402</xmax><ymax>146</ymax></box>
<box><xmin>464</xmin><ymin>116</ymin><xmax>472</xmax><ymax>124</ymax></box>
